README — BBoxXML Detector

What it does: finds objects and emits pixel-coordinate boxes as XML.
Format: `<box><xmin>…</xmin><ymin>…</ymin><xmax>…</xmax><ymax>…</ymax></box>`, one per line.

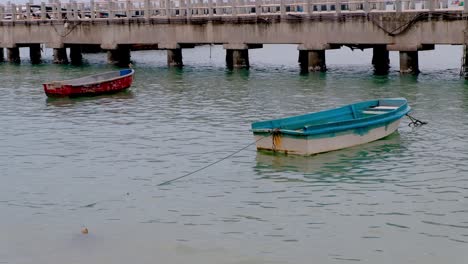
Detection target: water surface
<box><xmin>1</xmin><ymin>45</ymin><xmax>467</xmax><ymax>263</ymax></box>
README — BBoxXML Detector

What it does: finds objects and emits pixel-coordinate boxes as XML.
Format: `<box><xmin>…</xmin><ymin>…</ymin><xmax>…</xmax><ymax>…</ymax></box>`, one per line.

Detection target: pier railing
<box><xmin>0</xmin><ymin>0</ymin><xmax>466</xmax><ymax>22</ymax></box>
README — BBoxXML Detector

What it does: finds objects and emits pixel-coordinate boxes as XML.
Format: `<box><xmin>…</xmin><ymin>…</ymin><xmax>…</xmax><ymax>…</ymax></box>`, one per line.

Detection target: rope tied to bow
<box><xmin>406</xmin><ymin>114</ymin><xmax>427</xmax><ymax>127</ymax></box>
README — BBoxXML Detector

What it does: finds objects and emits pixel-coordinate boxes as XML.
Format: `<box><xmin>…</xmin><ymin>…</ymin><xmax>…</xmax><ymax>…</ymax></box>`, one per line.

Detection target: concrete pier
<box><xmin>226</xmin><ymin>49</ymin><xmax>249</xmax><ymax>69</ymax></box>
<box><xmin>7</xmin><ymin>47</ymin><xmax>20</xmax><ymax>63</ymax></box>
<box><xmin>372</xmin><ymin>46</ymin><xmax>390</xmax><ymax>75</ymax></box>
<box><xmin>69</xmin><ymin>46</ymin><xmax>83</xmax><ymax>65</ymax></box>
<box><xmin>0</xmin><ymin>2</ymin><xmax>467</xmax><ymax>72</ymax></box>
<box><xmin>399</xmin><ymin>51</ymin><xmax>419</xmax><ymax>74</ymax></box>
<box><xmin>167</xmin><ymin>49</ymin><xmax>183</xmax><ymax>67</ymax></box>
<box><xmin>53</xmin><ymin>48</ymin><xmax>69</xmax><ymax>64</ymax></box>
<box><xmin>107</xmin><ymin>45</ymin><xmax>131</xmax><ymax>67</ymax></box>
<box><xmin>29</xmin><ymin>44</ymin><xmax>42</xmax><ymax>64</ymax></box>
<box><xmin>298</xmin><ymin>50</ymin><xmax>326</xmax><ymax>72</ymax></box>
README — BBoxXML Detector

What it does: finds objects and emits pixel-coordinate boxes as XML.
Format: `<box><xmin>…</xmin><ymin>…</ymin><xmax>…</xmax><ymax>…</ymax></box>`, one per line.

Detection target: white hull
<box><xmin>254</xmin><ymin>119</ymin><xmax>401</xmax><ymax>155</ymax></box>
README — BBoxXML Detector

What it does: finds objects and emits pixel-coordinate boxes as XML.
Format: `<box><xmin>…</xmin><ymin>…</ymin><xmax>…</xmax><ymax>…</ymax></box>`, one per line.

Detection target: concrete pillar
<box><xmin>298</xmin><ymin>50</ymin><xmax>326</xmax><ymax>72</ymax></box>
<box><xmin>167</xmin><ymin>49</ymin><xmax>183</xmax><ymax>67</ymax></box>
<box><xmin>372</xmin><ymin>45</ymin><xmax>389</xmax><ymax>75</ymax></box>
<box><xmin>29</xmin><ymin>44</ymin><xmax>42</xmax><ymax>64</ymax></box>
<box><xmin>53</xmin><ymin>48</ymin><xmax>69</xmax><ymax>64</ymax></box>
<box><xmin>399</xmin><ymin>51</ymin><xmax>419</xmax><ymax>74</ymax></box>
<box><xmin>462</xmin><ymin>44</ymin><xmax>468</xmax><ymax>79</ymax></box>
<box><xmin>7</xmin><ymin>47</ymin><xmax>20</xmax><ymax>63</ymax></box>
<box><xmin>107</xmin><ymin>46</ymin><xmax>131</xmax><ymax>67</ymax></box>
<box><xmin>70</xmin><ymin>46</ymin><xmax>83</xmax><ymax>65</ymax></box>
<box><xmin>226</xmin><ymin>49</ymin><xmax>249</xmax><ymax>69</ymax></box>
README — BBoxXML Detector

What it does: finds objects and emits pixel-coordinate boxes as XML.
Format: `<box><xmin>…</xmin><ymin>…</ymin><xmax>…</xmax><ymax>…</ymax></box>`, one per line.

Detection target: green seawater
<box><xmin>1</xmin><ymin>45</ymin><xmax>467</xmax><ymax>263</ymax></box>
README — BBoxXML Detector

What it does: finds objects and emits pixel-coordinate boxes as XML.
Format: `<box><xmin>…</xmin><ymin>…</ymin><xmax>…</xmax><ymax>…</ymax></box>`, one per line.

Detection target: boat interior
<box><xmin>59</xmin><ymin>69</ymin><xmax>133</xmax><ymax>86</ymax></box>
<box><xmin>252</xmin><ymin>99</ymin><xmax>406</xmax><ymax>132</ymax></box>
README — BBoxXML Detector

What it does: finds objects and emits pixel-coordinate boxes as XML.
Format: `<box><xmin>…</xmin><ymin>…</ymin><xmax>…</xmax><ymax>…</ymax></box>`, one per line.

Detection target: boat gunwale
<box><xmin>251</xmin><ymin>98</ymin><xmax>410</xmax><ymax>136</ymax></box>
<box><xmin>43</xmin><ymin>69</ymin><xmax>134</xmax><ymax>88</ymax></box>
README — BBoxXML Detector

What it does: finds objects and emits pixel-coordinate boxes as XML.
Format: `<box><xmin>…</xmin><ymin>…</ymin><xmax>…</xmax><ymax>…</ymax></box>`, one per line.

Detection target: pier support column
<box><xmin>107</xmin><ymin>45</ymin><xmax>131</xmax><ymax>67</ymax></box>
<box><xmin>7</xmin><ymin>47</ymin><xmax>20</xmax><ymax>63</ymax></box>
<box><xmin>167</xmin><ymin>49</ymin><xmax>183</xmax><ymax>67</ymax></box>
<box><xmin>298</xmin><ymin>50</ymin><xmax>326</xmax><ymax>72</ymax></box>
<box><xmin>372</xmin><ymin>45</ymin><xmax>390</xmax><ymax>75</ymax></box>
<box><xmin>226</xmin><ymin>49</ymin><xmax>249</xmax><ymax>69</ymax></box>
<box><xmin>70</xmin><ymin>46</ymin><xmax>83</xmax><ymax>65</ymax></box>
<box><xmin>53</xmin><ymin>48</ymin><xmax>69</xmax><ymax>64</ymax></box>
<box><xmin>223</xmin><ymin>44</ymin><xmax>262</xmax><ymax>70</ymax></box>
<box><xmin>29</xmin><ymin>44</ymin><xmax>42</xmax><ymax>64</ymax></box>
<box><xmin>399</xmin><ymin>51</ymin><xmax>419</xmax><ymax>74</ymax></box>
<box><xmin>462</xmin><ymin>44</ymin><xmax>468</xmax><ymax>79</ymax></box>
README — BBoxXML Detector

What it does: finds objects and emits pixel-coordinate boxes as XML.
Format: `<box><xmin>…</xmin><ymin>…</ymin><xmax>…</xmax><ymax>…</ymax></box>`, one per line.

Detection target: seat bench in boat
<box><xmin>362</xmin><ymin>106</ymin><xmax>399</xmax><ymax>115</ymax></box>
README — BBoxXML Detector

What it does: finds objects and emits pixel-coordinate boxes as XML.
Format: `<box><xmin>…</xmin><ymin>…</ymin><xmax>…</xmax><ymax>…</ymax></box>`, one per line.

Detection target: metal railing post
<box><xmin>255</xmin><ymin>0</ymin><xmax>261</xmax><ymax>15</ymax></box>
<box><xmin>66</xmin><ymin>3</ymin><xmax>72</xmax><ymax>20</ymax></box>
<box><xmin>166</xmin><ymin>0</ymin><xmax>170</xmax><ymax>16</ymax></box>
<box><xmin>108</xmin><ymin>0</ymin><xmax>114</xmax><ymax>19</ymax></box>
<box><xmin>144</xmin><ymin>0</ymin><xmax>150</xmax><ymax>18</ymax></box>
<box><xmin>428</xmin><ymin>0</ymin><xmax>434</xmax><ymax>11</ymax></box>
<box><xmin>208</xmin><ymin>0</ymin><xmax>214</xmax><ymax>16</ymax></box>
<box><xmin>363</xmin><ymin>0</ymin><xmax>370</xmax><ymax>12</ymax></box>
<box><xmin>396</xmin><ymin>0</ymin><xmax>402</xmax><ymax>12</ymax></box>
<box><xmin>25</xmin><ymin>3</ymin><xmax>31</xmax><ymax>21</ymax></box>
<box><xmin>41</xmin><ymin>2</ymin><xmax>47</xmax><ymax>19</ymax></box>
<box><xmin>187</xmin><ymin>0</ymin><xmax>192</xmax><ymax>17</ymax></box>
<box><xmin>232</xmin><ymin>0</ymin><xmax>237</xmax><ymax>16</ymax></box>
<box><xmin>335</xmin><ymin>0</ymin><xmax>341</xmax><ymax>14</ymax></box>
<box><xmin>280</xmin><ymin>0</ymin><xmax>285</xmax><ymax>17</ymax></box>
<box><xmin>126</xmin><ymin>0</ymin><xmax>131</xmax><ymax>18</ymax></box>
<box><xmin>56</xmin><ymin>1</ymin><xmax>62</xmax><ymax>21</ymax></box>
<box><xmin>73</xmin><ymin>1</ymin><xmax>79</xmax><ymax>19</ymax></box>
<box><xmin>79</xmin><ymin>3</ymin><xmax>85</xmax><ymax>19</ymax></box>
<box><xmin>11</xmin><ymin>3</ymin><xmax>16</xmax><ymax>21</ymax></box>
<box><xmin>90</xmin><ymin>0</ymin><xmax>95</xmax><ymax>19</ymax></box>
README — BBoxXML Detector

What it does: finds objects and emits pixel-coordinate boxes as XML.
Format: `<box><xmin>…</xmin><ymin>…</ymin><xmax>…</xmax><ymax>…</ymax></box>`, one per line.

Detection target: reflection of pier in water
<box><xmin>254</xmin><ymin>132</ymin><xmax>403</xmax><ymax>183</ymax></box>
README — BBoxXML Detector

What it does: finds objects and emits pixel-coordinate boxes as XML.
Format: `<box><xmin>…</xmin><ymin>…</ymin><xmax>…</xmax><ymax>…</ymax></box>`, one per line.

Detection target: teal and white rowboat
<box><xmin>251</xmin><ymin>98</ymin><xmax>411</xmax><ymax>155</ymax></box>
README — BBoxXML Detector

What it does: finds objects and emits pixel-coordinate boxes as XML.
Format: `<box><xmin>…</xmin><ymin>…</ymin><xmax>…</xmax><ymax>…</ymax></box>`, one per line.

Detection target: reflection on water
<box><xmin>45</xmin><ymin>90</ymin><xmax>135</xmax><ymax>107</ymax></box>
<box><xmin>255</xmin><ymin>132</ymin><xmax>402</xmax><ymax>182</ymax></box>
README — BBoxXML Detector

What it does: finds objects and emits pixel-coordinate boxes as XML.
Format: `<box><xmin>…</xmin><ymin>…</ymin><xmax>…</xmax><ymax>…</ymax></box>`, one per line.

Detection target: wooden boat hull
<box><xmin>254</xmin><ymin>119</ymin><xmax>401</xmax><ymax>155</ymax></box>
<box><xmin>43</xmin><ymin>69</ymin><xmax>134</xmax><ymax>97</ymax></box>
<box><xmin>251</xmin><ymin>98</ymin><xmax>410</xmax><ymax>155</ymax></box>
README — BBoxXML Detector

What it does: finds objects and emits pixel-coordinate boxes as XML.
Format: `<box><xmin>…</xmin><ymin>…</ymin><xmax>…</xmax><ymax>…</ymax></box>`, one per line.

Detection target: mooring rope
<box><xmin>157</xmin><ymin>136</ymin><xmax>267</xmax><ymax>186</ymax></box>
<box><xmin>406</xmin><ymin>114</ymin><xmax>427</xmax><ymax>127</ymax></box>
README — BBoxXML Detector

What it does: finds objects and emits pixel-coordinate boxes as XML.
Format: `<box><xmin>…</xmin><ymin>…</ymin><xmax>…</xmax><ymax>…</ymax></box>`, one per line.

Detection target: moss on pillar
<box><xmin>372</xmin><ymin>45</ymin><xmax>390</xmax><ymax>75</ymax></box>
<box><xmin>30</xmin><ymin>44</ymin><xmax>42</xmax><ymax>65</ymax></box>
<box><xmin>399</xmin><ymin>51</ymin><xmax>419</xmax><ymax>74</ymax></box>
<box><xmin>53</xmin><ymin>48</ymin><xmax>69</xmax><ymax>64</ymax></box>
<box><xmin>107</xmin><ymin>46</ymin><xmax>131</xmax><ymax>67</ymax></box>
<box><xmin>167</xmin><ymin>49</ymin><xmax>183</xmax><ymax>67</ymax></box>
<box><xmin>70</xmin><ymin>46</ymin><xmax>83</xmax><ymax>65</ymax></box>
<box><xmin>7</xmin><ymin>48</ymin><xmax>20</xmax><ymax>63</ymax></box>
<box><xmin>299</xmin><ymin>50</ymin><xmax>326</xmax><ymax>73</ymax></box>
<box><xmin>226</xmin><ymin>49</ymin><xmax>249</xmax><ymax>69</ymax></box>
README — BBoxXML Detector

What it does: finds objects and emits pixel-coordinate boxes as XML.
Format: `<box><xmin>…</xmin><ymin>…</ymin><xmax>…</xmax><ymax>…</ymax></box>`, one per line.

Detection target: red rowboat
<box><xmin>43</xmin><ymin>69</ymin><xmax>135</xmax><ymax>97</ymax></box>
